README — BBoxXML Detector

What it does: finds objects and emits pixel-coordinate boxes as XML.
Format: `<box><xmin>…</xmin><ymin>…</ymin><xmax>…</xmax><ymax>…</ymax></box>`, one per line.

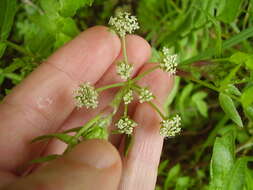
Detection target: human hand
<box><xmin>0</xmin><ymin>26</ymin><xmax>173</xmax><ymax>190</ymax></box>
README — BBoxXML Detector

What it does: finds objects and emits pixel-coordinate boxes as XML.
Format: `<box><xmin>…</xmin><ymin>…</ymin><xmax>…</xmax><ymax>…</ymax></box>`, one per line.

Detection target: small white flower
<box><xmin>139</xmin><ymin>87</ymin><xmax>154</xmax><ymax>103</ymax></box>
<box><xmin>74</xmin><ymin>82</ymin><xmax>98</xmax><ymax>109</ymax></box>
<box><xmin>160</xmin><ymin>115</ymin><xmax>181</xmax><ymax>137</ymax></box>
<box><xmin>115</xmin><ymin>116</ymin><xmax>137</xmax><ymax>135</ymax></box>
<box><xmin>123</xmin><ymin>89</ymin><xmax>134</xmax><ymax>104</ymax></box>
<box><xmin>116</xmin><ymin>61</ymin><xmax>133</xmax><ymax>80</ymax></box>
<box><xmin>109</xmin><ymin>12</ymin><xmax>140</xmax><ymax>37</ymax></box>
<box><xmin>159</xmin><ymin>47</ymin><xmax>178</xmax><ymax>75</ymax></box>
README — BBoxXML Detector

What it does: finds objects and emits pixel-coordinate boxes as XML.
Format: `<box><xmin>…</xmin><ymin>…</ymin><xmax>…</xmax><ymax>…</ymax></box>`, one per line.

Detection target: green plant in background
<box><xmin>1</xmin><ymin>0</ymin><xmax>253</xmax><ymax>189</ymax></box>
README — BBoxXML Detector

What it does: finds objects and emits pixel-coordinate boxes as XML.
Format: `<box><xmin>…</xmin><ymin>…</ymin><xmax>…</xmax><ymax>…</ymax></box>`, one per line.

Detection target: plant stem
<box><xmin>96</xmin><ymin>82</ymin><xmax>125</xmax><ymax>92</ymax></box>
<box><xmin>148</xmin><ymin>101</ymin><xmax>166</xmax><ymax>120</ymax></box>
<box><xmin>121</xmin><ymin>36</ymin><xmax>128</xmax><ymax>64</ymax></box>
<box><xmin>132</xmin><ymin>65</ymin><xmax>159</xmax><ymax>82</ymax></box>
<box><xmin>74</xmin><ymin>115</ymin><xmax>101</xmax><ymax>139</ymax></box>
<box><xmin>5</xmin><ymin>40</ymin><xmax>35</xmax><ymax>58</ymax></box>
<box><xmin>188</xmin><ymin>77</ymin><xmax>241</xmax><ymax>102</ymax></box>
<box><xmin>124</xmin><ymin>104</ymin><xmax>128</xmax><ymax>116</ymax></box>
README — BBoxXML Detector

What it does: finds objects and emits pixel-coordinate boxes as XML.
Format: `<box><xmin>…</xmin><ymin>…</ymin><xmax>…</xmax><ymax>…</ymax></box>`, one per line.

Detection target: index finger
<box><xmin>0</xmin><ymin>26</ymin><xmax>121</xmax><ymax>173</ymax></box>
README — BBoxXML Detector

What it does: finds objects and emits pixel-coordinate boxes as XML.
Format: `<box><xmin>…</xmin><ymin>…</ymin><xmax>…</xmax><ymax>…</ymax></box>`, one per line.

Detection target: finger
<box><xmin>119</xmin><ymin>64</ymin><xmax>174</xmax><ymax>190</ymax></box>
<box><xmin>0</xmin><ymin>26</ymin><xmax>121</xmax><ymax>173</ymax></box>
<box><xmin>4</xmin><ymin>140</ymin><xmax>122</xmax><ymax>190</ymax></box>
<box><xmin>44</xmin><ymin>35</ymin><xmax>151</xmax><ymax>155</ymax></box>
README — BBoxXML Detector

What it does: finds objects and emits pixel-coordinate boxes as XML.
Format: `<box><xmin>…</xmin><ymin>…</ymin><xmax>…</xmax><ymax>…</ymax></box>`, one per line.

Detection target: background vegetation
<box><xmin>1</xmin><ymin>0</ymin><xmax>253</xmax><ymax>189</ymax></box>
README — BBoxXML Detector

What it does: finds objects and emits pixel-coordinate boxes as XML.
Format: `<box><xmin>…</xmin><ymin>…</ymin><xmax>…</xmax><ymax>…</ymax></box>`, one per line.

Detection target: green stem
<box><xmin>132</xmin><ymin>65</ymin><xmax>159</xmax><ymax>83</ymax></box>
<box><xmin>74</xmin><ymin>115</ymin><xmax>101</xmax><ymax>139</ymax></box>
<box><xmin>187</xmin><ymin>77</ymin><xmax>241</xmax><ymax>102</ymax></box>
<box><xmin>121</xmin><ymin>36</ymin><xmax>128</xmax><ymax>64</ymax></box>
<box><xmin>5</xmin><ymin>40</ymin><xmax>35</xmax><ymax>57</ymax></box>
<box><xmin>148</xmin><ymin>102</ymin><xmax>166</xmax><ymax>120</ymax></box>
<box><xmin>96</xmin><ymin>82</ymin><xmax>125</xmax><ymax>92</ymax></box>
<box><xmin>124</xmin><ymin>104</ymin><xmax>128</xmax><ymax>116</ymax></box>
<box><xmin>209</xmin><ymin>58</ymin><xmax>229</xmax><ymax>62</ymax></box>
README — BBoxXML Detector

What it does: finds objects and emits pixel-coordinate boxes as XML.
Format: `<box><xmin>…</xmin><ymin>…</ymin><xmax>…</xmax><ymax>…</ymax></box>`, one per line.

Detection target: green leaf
<box><xmin>229</xmin><ymin>52</ymin><xmax>249</xmax><ymax>64</ymax></box>
<box><xmin>175</xmin><ymin>176</ymin><xmax>190</xmax><ymax>190</ymax></box>
<box><xmin>246</xmin><ymin>167</ymin><xmax>253</xmax><ymax>189</ymax></box>
<box><xmin>158</xmin><ymin>160</ymin><xmax>169</xmax><ymax>175</ymax></box>
<box><xmin>0</xmin><ymin>0</ymin><xmax>17</xmax><ymax>57</ymax></box>
<box><xmin>210</xmin><ymin>129</ymin><xmax>235</xmax><ymax>189</ymax></box>
<box><xmin>59</xmin><ymin>0</ymin><xmax>94</xmax><ymax>17</ymax></box>
<box><xmin>31</xmin><ymin>133</ymin><xmax>73</xmax><ymax>144</ymax></box>
<box><xmin>219</xmin><ymin>93</ymin><xmax>243</xmax><ymax>127</ymax></box>
<box><xmin>181</xmin><ymin>26</ymin><xmax>253</xmax><ymax>66</ymax></box>
<box><xmin>0</xmin><ymin>0</ymin><xmax>17</xmax><ymax>40</ymax></box>
<box><xmin>82</xmin><ymin>126</ymin><xmax>108</xmax><ymax>140</ymax></box>
<box><xmin>225</xmin><ymin>84</ymin><xmax>241</xmax><ymax>96</ymax></box>
<box><xmin>40</xmin><ymin>0</ymin><xmax>59</xmax><ymax>16</ymax></box>
<box><xmin>241</xmin><ymin>86</ymin><xmax>253</xmax><ymax>107</ymax></box>
<box><xmin>30</xmin><ymin>154</ymin><xmax>59</xmax><ymax>164</ymax></box>
<box><xmin>192</xmin><ymin>91</ymin><xmax>208</xmax><ymax>117</ymax></box>
<box><xmin>164</xmin><ymin>164</ymin><xmax>181</xmax><ymax>189</ymax></box>
<box><xmin>244</xmin><ymin>106</ymin><xmax>253</xmax><ymax>121</ymax></box>
<box><xmin>229</xmin><ymin>52</ymin><xmax>253</xmax><ymax>70</ymax></box>
<box><xmin>217</xmin><ymin>0</ymin><xmax>242</xmax><ymax>23</ymax></box>
<box><xmin>223</xmin><ymin>157</ymin><xmax>252</xmax><ymax>190</ymax></box>
<box><xmin>0</xmin><ymin>42</ymin><xmax>6</xmax><ymax>58</ymax></box>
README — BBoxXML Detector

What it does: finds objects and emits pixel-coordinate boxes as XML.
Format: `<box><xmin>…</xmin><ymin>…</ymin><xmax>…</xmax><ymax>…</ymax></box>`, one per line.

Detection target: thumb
<box><xmin>5</xmin><ymin>139</ymin><xmax>122</xmax><ymax>190</ymax></box>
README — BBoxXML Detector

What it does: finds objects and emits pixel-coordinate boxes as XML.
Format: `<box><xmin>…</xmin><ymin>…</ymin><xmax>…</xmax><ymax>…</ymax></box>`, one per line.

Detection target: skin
<box><xmin>0</xmin><ymin>26</ymin><xmax>174</xmax><ymax>190</ymax></box>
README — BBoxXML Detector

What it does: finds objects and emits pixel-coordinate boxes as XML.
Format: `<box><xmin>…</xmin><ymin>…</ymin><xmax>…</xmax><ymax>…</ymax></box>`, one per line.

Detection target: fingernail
<box><xmin>66</xmin><ymin>139</ymin><xmax>120</xmax><ymax>169</ymax></box>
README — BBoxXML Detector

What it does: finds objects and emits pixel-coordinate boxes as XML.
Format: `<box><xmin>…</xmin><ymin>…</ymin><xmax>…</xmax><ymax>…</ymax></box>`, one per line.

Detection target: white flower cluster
<box><xmin>74</xmin><ymin>82</ymin><xmax>98</xmax><ymax>109</ymax></box>
<box><xmin>109</xmin><ymin>12</ymin><xmax>140</xmax><ymax>37</ymax></box>
<box><xmin>160</xmin><ymin>115</ymin><xmax>181</xmax><ymax>137</ymax></box>
<box><xmin>139</xmin><ymin>87</ymin><xmax>154</xmax><ymax>103</ymax></box>
<box><xmin>159</xmin><ymin>47</ymin><xmax>178</xmax><ymax>75</ymax></box>
<box><xmin>116</xmin><ymin>61</ymin><xmax>133</xmax><ymax>80</ymax></box>
<box><xmin>115</xmin><ymin>116</ymin><xmax>137</xmax><ymax>135</ymax></box>
<box><xmin>123</xmin><ymin>89</ymin><xmax>134</xmax><ymax>104</ymax></box>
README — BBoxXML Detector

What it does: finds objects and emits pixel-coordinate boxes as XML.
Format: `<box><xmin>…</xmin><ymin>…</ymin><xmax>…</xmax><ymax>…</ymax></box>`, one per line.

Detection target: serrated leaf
<box><xmin>59</xmin><ymin>0</ymin><xmax>94</xmax><ymax>17</ymax></box>
<box><xmin>210</xmin><ymin>129</ymin><xmax>235</xmax><ymax>189</ymax></box>
<box><xmin>219</xmin><ymin>93</ymin><xmax>243</xmax><ymax>127</ymax></box>
<box><xmin>31</xmin><ymin>133</ymin><xmax>73</xmax><ymax>144</ymax></box>
<box><xmin>30</xmin><ymin>154</ymin><xmax>59</xmax><ymax>164</ymax></box>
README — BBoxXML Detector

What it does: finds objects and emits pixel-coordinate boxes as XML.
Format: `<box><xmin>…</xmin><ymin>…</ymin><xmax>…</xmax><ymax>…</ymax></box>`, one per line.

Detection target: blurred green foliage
<box><xmin>1</xmin><ymin>0</ymin><xmax>253</xmax><ymax>189</ymax></box>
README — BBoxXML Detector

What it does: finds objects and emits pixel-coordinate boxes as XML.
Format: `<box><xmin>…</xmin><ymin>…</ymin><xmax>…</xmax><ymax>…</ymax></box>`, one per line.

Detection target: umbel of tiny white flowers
<box><xmin>117</xmin><ymin>61</ymin><xmax>134</xmax><ymax>80</ymax></box>
<box><xmin>139</xmin><ymin>87</ymin><xmax>154</xmax><ymax>103</ymax></box>
<box><xmin>109</xmin><ymin>12</ymin><xmax>140</xmax><ymax>37</ymax></box>
<box><xmin>123</xmin><ymin>89</ymin><xmax>134</xmax><ymax>104</ymax></box>
<box><xmin>160</xmin><ymin>114</ymin><xmax>182</xmax><ymax>137</ymax></box>
<box><xmin>74</xmin><ymin>82</ymin><xmax>98</xmax><ymax>109</ymax></box>
<box><xmin>159</xmin><ymin>47</ymin><xmax>178</xmax><ymax>75</ymax></box>
<box><xmin>115</xmin><ymin>116</ymin><xmax>137</xmax><ymax>135</ymax></box>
